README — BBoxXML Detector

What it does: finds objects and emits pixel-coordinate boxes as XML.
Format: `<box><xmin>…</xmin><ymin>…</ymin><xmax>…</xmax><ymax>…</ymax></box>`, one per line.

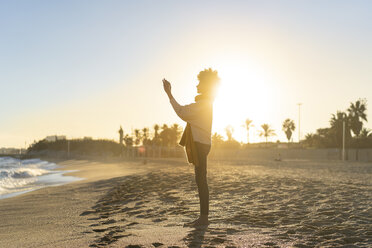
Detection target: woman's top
<box><xmin>170</xmin><ymin>96</ymin><xmax>213</xmax><ymax>145</ymax></box>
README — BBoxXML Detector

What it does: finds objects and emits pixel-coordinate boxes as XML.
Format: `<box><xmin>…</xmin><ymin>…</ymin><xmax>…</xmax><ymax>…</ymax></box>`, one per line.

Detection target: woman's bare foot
<box><xmin>184</xmin><ymin>215</ymin><xmax>209</xmax><ymax>227</ymax></box>
<box><xmin>191</xmin><ymin>218</ymin><xmax>209</xmax><ymax>226</ymax></box>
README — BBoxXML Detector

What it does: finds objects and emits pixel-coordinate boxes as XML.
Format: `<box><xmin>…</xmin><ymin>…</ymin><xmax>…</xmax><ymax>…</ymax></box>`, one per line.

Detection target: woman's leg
<box><xmin>194</xmin><ymin>153</ymin><xmax>209</xmax><ymax>216</ymax></box>
<box><xmin>187</xmin><ymin>142</ymin><xmax>210</xmax><ymax>226</ymax></box>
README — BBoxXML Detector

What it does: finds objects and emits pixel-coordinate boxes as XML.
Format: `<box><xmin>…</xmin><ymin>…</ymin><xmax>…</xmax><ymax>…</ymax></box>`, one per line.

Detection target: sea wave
<box><xmin>0</xmin><ymin>157</ymin><xmax>79</xmax><ymax>198</ymax></box>
<box><xmin>1</xmin><ymin>168</ymin><xmax>48</xmax><ymax>179</ymax></box>
<box><xmin>0</xmin><ymin>158</ymin><xmax>53</xmax><ymax>194</ymax></box>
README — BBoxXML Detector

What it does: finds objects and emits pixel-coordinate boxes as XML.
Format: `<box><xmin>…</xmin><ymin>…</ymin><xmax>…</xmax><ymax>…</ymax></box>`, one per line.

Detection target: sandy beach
<box><xmin>0</xmin><ymin>159</ymin><xmax>145</xmax><ymax>248</ymax></box>
<box><xmin>0</xmin><ymin>158</ymin><xmax>371</xmax><ymax>247</ymax></box>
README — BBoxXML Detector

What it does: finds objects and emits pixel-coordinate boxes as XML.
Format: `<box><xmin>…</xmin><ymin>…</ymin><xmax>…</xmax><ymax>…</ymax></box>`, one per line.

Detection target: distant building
<box><xmin>45</xmin><ymin>135</ymin><xmax>66</xmax><ymax>142</ymax></box>
<box><xmin>0</xmin><ymin>147</ymin><xmax>23</xmax><ymax>154</ymax></box>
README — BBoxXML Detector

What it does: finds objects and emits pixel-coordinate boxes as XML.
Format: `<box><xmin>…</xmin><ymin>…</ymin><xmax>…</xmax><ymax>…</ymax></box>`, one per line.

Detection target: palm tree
<box><xmin>153</xmin><ymin>124</ymin><xmax>160</xmax><ymax>145</ymax></box>
<box><xmin>225</xmin><ymin>125</ymin><xmax>234</xmax><ymax>141</ymax></box>
<box><xmin>124</xmin><ymin>134</ymin><xmax>133</xmax><ymax>147</ymax></box>
<box><xmin>154</xmin><ymin>124</ymin><xmax>160</xmax><ymax>138</ymax></box>
<box><xmin>162</xmin><ymin>124</ymin><xmax>168</xmax><ymax>131</ymax></box>
<box><xmin>282</xmin><ymin>119</ymin><xmax>296</xmax><ymax>143</ymax></box>
<box><xmin>347</xmin><ymin>99</ymin><xmax>367</xmax><ymax>137</ymax></box>
<box><xmin>159</xmin><ymin>124</ymin><xmax>170</xmax><ymax>147</ymax></box>
<box><xmin>259</xmin><ymin>124</ymin><xmax>276</xmax><ymax>144</ymax></box>
<box><xmin>330</xmin><ymin>111</ymin><xmax>351</xmax><ymax>159</ymax></box>
<box><xmin>347</xmin><ymin>99</ymin><xmax>367</xmax><ymax>160</ymax></box>
<box><xmin>360</xmin><ymin>128</ymin><xmax>371</xmax><ymax>138</ymax></box>
<box><xmin>212</xmin><ymin>132</ymin><xmax>224</xmax><ymax>148</ymax></box>
<box><xmin>170</xmin><ymin>123</ymin><xmax>182</xmax><ymax>146</ymax></box>
<box><xmin>134</xmin><ymin>129</ymin><xmax>141</xmax><ymax>146</ymax></box>
<box><xmin>242</xmin><ymin>119</ymin><xmax>253</xmax><ymax>144</ymax></box>
<box><xmin>142</xmin><ymin>127</ymin><xmax>149</xmax><ymax>145</ymax></box>
<box><xmin>304</xmin><ymin>133</ymin><xmax>315</xmax><ymax>147</ymax></box>
<box><xmin>330</xmin><ymin>111</ymin><xmax>350</xmax><ymax>141</ymax></box>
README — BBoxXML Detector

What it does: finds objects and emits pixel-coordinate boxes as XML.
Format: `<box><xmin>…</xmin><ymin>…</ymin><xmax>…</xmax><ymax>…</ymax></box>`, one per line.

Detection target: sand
<box><xmin>0</xmin><ymin>158</ymin><xmax>371</xmax><ymax>247</ymax></box>
<box><xmin>0</xmin><ymin>159</ymin><xmax>145</xmax><ymax>248</ymax></box>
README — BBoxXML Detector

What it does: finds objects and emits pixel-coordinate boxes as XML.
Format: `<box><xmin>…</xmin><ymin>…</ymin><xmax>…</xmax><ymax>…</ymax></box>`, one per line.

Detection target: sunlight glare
<box><xmin>212</xmin><ymin>59</ymin><xmax>275</xmax><ymax>143</ymax></box>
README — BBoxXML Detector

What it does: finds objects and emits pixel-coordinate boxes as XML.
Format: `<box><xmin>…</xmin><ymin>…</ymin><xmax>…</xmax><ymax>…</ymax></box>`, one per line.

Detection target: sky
<box><xmin>1</xmin><ymin>0</ymin><xmax>372</xmax><ymax>148</ymax></box>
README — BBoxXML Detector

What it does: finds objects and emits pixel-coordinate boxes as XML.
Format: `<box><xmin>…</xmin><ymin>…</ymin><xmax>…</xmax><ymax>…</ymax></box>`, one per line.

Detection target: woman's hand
<box><xmin>162</xmin><ymin>78</ymin><xmax>172</xmax><ymax>97</ymax></box>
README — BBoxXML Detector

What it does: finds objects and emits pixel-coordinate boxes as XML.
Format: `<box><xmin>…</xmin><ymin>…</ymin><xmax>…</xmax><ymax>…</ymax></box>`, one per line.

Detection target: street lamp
<box><xmin>297</xmin><ymin>103</ymin><xmax>302</xmax><ymax>143</ymax></box>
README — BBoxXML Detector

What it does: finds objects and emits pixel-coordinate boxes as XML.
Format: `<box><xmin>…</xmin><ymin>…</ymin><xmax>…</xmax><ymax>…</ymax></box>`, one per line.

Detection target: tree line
<box><xmin>121</xmin><ymin>123</ymin><xmax>183</xmax><ymax>147</ymax></box>
<box><xmin>27</xmin><ymin>99</ymin><xmax>371</xmax><ymax>156</ymax></box>
<box><xmin>303</xmin><ymin>99</ymin><xmax>371</xmax><ymax>150</ymax></box>
<box><xmin>116</xmin><ymin>99</ymin><xmax>371</xmax><ymax>150</ymax></box>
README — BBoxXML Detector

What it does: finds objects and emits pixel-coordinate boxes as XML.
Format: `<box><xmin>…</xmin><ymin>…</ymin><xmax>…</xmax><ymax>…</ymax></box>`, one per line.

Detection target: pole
<box><xmin>297</xmin><ymin>103</ymin><xmax>302</xmax><ymax>143</ymax></box>
<box><xmin>342</xmin><ymin>120</ymin><xmax>345</xmax><ymax>161</ymax></box>
<box><xmin>67</xmin><ymin>140</ymin><xmax>70</xmax><ymax>159</ymax></box>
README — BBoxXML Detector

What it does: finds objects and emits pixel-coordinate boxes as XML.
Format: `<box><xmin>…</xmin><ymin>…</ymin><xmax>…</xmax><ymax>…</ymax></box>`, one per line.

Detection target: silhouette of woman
<box><xmin>162</xmin><ymin>68</ymin><xmax>220</xmax><ymax>226</ymax></box>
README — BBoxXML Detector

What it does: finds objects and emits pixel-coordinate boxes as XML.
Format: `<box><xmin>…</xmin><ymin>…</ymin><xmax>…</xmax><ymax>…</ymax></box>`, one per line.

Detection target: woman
<box><xmin>162</xmin><ymin>68</ymin><xmax>220</xmax><ymax>226</ymax></box>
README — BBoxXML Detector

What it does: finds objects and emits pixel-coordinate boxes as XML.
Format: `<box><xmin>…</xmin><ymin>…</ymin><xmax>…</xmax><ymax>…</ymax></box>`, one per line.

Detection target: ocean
<box><xmin>0</xmin><ymin>157</ymin><xmax>80</xmax><ymax>199</ymax></box>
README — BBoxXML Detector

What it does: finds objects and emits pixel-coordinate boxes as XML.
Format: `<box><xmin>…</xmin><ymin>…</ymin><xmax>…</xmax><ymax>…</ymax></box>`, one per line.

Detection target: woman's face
<box><xmin>196</xmin><ymin>82</ymin><xmax>206</xmax><ymax>94</ymax></box>
<box><xmin>196</xmin><ymin>83</ymin><xmax>201</xmax><ymax>94</ymax></box>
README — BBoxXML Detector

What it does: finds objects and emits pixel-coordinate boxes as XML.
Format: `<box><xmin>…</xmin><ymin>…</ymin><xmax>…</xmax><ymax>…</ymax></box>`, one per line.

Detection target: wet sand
<box><xmin>0</xmin><ymin>158</ymin><xmax>371</xmax><ymax>247</ymax></box>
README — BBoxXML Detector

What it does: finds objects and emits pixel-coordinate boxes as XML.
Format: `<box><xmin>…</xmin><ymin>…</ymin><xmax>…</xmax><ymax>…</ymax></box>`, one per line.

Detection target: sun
<box><xmin>212</xmin><ymin>59</ymin><xmax>276</xmax><ymax>143</ymax></box>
